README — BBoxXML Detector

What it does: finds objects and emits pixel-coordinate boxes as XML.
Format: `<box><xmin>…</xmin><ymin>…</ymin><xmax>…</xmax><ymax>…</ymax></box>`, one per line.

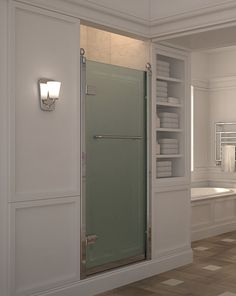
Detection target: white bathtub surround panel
<box><xmin>222</xmin><ymin>145</ymin><xmax>235</xmax><ymax>173</ymax></box>
<box><xmin>191</xmin><ymin>189</ymin><xmax>236</xmax><ymax>241</ymax></box>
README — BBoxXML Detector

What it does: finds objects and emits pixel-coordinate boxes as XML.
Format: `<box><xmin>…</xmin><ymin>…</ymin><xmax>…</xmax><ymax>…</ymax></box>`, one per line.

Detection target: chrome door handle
<box><xmin>94</xmin><ymin>135</ymin><xmax>143</xmax><ymax>140</ymax></box>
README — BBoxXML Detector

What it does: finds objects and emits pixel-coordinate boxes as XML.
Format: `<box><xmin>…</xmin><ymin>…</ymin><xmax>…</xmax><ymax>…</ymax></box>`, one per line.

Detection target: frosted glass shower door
<box><xmin>85</xmin><ymin>60</ymin><xmax>147</xmax><ymax>275</ymax></box>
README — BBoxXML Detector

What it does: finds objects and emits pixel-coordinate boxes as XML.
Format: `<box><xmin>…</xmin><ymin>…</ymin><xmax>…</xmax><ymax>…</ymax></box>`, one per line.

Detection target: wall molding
<box><xmin>33</xmin><ymin>248</ymin><xmax>192</xmax><ymax>296</ymax></box>
<box><xmin>9</xmin><ymin>2</ymin><xmax>81</xmax><ymax>202</ymax></box>
<box><xmin>209</xmin><ymin>76</ymin><xmax>236</xmax><ymax>90</ymax></box>
<box><xmin>192</xmin><ymin>79</ymin><xmax>209</xmax><ymax>91</ymax></box>
<box><xmin>10</xmin><ymin>197</ymin><xmax>80</xmax><ymax>296</ymax></box>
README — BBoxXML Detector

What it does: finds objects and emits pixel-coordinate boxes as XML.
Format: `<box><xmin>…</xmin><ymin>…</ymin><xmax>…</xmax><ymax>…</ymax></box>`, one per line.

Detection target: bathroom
<box><xmin>3</xmin><ymin>1</ymin><xmax>236</xmax><ymax>296</ymax></box>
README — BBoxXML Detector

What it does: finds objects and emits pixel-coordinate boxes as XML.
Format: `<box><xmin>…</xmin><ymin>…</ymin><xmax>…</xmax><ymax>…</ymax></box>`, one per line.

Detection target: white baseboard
<box><xmin>192</xmin><ymin>221</ymin><xmax>236</xmax><ymax>242</ymax></box>
<box><xmin>36</xmin><ymin>249</ymin><xmax>193</xmax><ymax>296</ymax></box>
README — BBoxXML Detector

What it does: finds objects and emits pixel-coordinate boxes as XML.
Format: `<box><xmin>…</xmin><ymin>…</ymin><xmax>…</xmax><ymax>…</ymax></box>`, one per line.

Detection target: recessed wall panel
<box><xmin>12</xmin><ymin>6</ymin><xmax>80</xmax><ymax>201</ymax></box>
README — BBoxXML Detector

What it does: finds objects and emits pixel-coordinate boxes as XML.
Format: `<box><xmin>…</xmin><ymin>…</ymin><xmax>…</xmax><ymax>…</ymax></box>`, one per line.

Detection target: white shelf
<box><xmin>156</xmin><ymin>76</ymin><xmax>183</xmax><ymax>83</ymax></box>
<box><xmin>156</xmin><ymin>102</ymin><xmax>181</xmax><ymax>108</ymax></box>
<box><xmin>156</xmin><ymin>154</ymin><xmax>183</xmax><ymax>159</ymax></box>
<box><xmin>156</xmin><ymin>128</ymin><xmax>182</xmax><ymax>132</ymax></box>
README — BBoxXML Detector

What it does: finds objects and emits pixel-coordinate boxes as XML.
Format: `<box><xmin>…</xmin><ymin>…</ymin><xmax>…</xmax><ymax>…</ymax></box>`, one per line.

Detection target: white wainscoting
<box><xmin>9</xmin><ymin>197</ymin><xmax>80</xmax><ymax>296</ymax></box>
<box><xmin>192</xmin><ymin>194</ymin><xmax>236</xmax><ymax>241</ymax></box>
<box><xmin>9</xmin><ymin>2</ymin><xmax>81</xmax><ymax>202</ymax></box>
<box><xmin>152</xmin><ymin>186</ymin><xmax>192</xmax><ymax>259</ymax></box>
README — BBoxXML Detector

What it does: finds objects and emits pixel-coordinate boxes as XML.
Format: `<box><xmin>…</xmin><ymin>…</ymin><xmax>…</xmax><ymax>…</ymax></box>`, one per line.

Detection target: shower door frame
<box><xmin>80</xmin><ymin>51</ymin><xmax>152</xmax><ymax>279</ymax></box>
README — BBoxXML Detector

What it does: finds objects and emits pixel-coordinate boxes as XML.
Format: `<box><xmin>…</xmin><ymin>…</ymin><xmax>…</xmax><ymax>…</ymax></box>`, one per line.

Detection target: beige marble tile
<box><xmin>86</xmin><ymin>27</ymin><xmax>110</xmax><ymax>64</ymax></box>
<box><xmin>110</xmin><ymin>34</ymin><xmax>149</xmax><ymax>71</ymax></box>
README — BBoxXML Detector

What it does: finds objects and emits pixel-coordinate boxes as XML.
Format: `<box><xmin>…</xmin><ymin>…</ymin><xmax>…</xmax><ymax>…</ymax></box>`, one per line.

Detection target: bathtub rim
<box><xmin>191</xmin><ymin>187</ymin><xmax>236</xmax><ymax>202</ymax></box>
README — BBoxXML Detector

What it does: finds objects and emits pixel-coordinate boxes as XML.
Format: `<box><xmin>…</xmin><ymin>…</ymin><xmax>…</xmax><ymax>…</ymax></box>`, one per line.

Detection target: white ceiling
<box><xmin>164</xmin><ymin>25</ymin><xmax>236</xmax><ymax>51</ymax></box>
<box><xmin>150</xmin><ymin>0</ymin><xmax>234</xmax><ymax>21</ymax></box>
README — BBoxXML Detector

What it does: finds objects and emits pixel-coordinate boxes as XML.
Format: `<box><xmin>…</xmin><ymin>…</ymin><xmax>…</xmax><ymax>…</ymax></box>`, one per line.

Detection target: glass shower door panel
<box><xmin>86</xmin><ymin>61</ymin><xmax>146</xmax><ymax>271</ymax></box>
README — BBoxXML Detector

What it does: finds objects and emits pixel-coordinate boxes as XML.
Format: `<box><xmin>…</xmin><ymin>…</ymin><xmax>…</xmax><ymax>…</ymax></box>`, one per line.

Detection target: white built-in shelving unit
<box><xmin>153</xmin><ymin>45</ymin><xmax>190</xmax><ymax>183</ymax></box>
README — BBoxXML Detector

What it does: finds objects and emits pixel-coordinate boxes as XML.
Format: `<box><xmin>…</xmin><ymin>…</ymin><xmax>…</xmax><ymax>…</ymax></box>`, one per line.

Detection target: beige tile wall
<box><xmin>80</xmin><ymin>25</ymin><xmax>150</xmax><ymax>71</ymax></box>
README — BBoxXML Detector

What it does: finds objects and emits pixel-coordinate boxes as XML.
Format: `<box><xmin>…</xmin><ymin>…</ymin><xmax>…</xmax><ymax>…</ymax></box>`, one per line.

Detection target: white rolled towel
<box><xmin>222</xmin><ymin>145</ymin><xmax>235</xmax><ymax>172</ymax></box>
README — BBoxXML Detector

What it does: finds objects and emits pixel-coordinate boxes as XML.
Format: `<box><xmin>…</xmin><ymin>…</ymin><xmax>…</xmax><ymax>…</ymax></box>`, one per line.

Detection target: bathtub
<box><xmin>191</xmin><ymin>187</ymin><xmax>236</xmax><ymax>241</ymax></box>
<box><xmin>191</xmin><ymin>187</ymin><xmax>234</xmax><ymax>201</ymax></box>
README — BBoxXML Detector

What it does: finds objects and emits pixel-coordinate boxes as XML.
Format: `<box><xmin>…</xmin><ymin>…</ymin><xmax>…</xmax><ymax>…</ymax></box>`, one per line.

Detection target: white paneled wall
<box><xmin>191</xmin><ymin>52</ymin><xmax>209</xmax><ymax>184</ymax></box>
<box><xmin>9</xmin><ymin>3</ymin><xmax>80</xmax><ymax>295</ymax></box>
<box><xmin>191</xmin><ymin>47</ymin><xmax>236</xmax><ymax>186</ymax></box>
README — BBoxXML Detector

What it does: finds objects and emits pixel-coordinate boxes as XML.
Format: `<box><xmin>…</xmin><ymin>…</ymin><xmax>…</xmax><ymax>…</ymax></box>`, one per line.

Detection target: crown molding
<box><xmin>15</xmin><ymin>0</ymin><xmax>150</xmax><ymax>38</ymax></box>
<box><xmin>14</xmin><ymin>0</ymin><xmax>236</xmax><ymax>42</ymax></box>
<box><xmin>151</xmin><ymin>1</ymin><xmax>236</xmax><ymax>40</ymax></box>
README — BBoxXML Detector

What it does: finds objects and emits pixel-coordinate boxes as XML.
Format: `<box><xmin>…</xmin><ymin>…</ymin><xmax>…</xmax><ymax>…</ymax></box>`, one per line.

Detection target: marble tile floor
<box><xmin>97</xmin><ymin>231</ymin><xmax>236</xmax><ymax>296</ymax></box>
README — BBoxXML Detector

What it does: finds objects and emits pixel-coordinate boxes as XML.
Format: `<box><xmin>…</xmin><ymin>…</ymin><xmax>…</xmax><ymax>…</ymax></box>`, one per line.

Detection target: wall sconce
<box><xmin>38</xmin><ymin>79</ymin><xmax>61</xmax><ymax>111</ymax></box>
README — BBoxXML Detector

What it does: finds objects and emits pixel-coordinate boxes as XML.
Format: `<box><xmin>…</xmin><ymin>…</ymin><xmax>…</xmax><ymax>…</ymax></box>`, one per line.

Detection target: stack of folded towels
<box><xmin>157</xmin><ymin>60</ymin><xmax>170</xmax><ymax>78</ymax></box>
<box><xmin>156</xmin><ymin>161</ymin><xmax>172</xmax><ymax>178</ymax></box>
<box><xmin>159</xmin><ymin>138</ymin><xmax>179</xmax><ymax>155</ymax></box>
<box><xmin>156</xmin><ymin>80</ymin><xmax>168</xmax><ymax>102</ymax></box>
<box><xmin>159</xmin><ymin>112</ymin><xmax>179</xmax><ymax>129</ymax></box>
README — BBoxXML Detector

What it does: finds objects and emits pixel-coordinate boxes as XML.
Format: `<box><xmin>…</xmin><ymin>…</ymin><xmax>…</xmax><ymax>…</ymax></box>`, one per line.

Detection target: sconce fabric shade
<box><xmin>38</xmin><ymin>79</ymin><xmax>61</xmax><ymax>111</ymax></box>
<box><xmin>39</xmin><ymin>83</ymin><xmax>48</xmax><ymax>100</ymax></box>
<box><xmin>47</xmin><ymin>81</ymin><xmax>61</xmax><ymax>99</ymax></box>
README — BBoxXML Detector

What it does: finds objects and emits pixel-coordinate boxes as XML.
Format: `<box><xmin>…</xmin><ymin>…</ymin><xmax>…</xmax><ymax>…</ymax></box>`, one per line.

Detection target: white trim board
<box><xmin>33</xmin><ymin>249</ymin><xmax>193</xmax><ymax>296</ymax></box>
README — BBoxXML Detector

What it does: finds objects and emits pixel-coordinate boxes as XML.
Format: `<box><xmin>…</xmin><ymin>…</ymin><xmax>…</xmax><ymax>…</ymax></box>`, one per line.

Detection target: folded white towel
<box><xmin>157</xmin><ymin>60</ymin><xmax>170</xmax><ymax>68</ymax></box>
<box><xmin>159</xmin><ymin>112</ymin><xmax>178</xmax><ymax>119</ymax></box>
<box><xmin>168</xmin><ymin>97</ymin><xmax>180</xmax><ymax>104</ymax></box>
<box><xmin>159</xmin><ymin>139</ymin><xmax>178</xmax><ymax>144</ymax></box>
<box><xmin>156</xmin><ymin>97</ymin><xmax>168</xmax><ymax>102</ymax></box>
<box><xmin>157</xmin><ymin>166</ymin><xmax>172</xmax><ymax>172</ymax></box>
<box><xmin>160</xmin><ymin>148</ymin><xmax>178</xmax><ymax>155</ymax></box>
<box><xmin>157</xmin><ymin>92</ymin><xmax>168</xmax><ymax>98</ymax></box>
<box><xmin>157</xmin><ymin>172</ymin><xmax>172</xmax><ymax>178</ymax></box>
<box><xmin>156</xmin><ymin>86</ymin><xmax>168</xmax><ymax>92</ymax></box>
<box><xmin>157</xmin><ymin>64</ymin><xmax>170</xmax><ymax>70</ymax></box>
<box><xmin>161</xmin><ymin>123</ymin><xmax>179</xmax><ymax>129</ymax></box>
<box><xmin>157</xmin><ymin>81</ymin><xmax>168</xmax><ymax>87</ymax></box>
<box><xmin>156</xmin><ymin>143</ymin><xmax>160</xmax><ymax>154</ymax></box>
<box><xmin>160</xmin><ymin>143</ymin><xmax>178</xmax><ymax>149</ymax></box>
<box><xmin>160</xmin><ymin>118</ymin><xmax>178</xmax><ymax>124</ymax></box>
<box><xmin>156</xmin><ymin>115</ymin><xmax>160</xmax><ymax>128</ymax></box>
<box><xmin>156</xmin><ymin>161</ymin><xmax>172</xmax><ymax>167</ymax></box>
<box><xmin>157</xmin><ymin>71</ymin><xmax>170</xmax><ymax>77</ymax></box>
